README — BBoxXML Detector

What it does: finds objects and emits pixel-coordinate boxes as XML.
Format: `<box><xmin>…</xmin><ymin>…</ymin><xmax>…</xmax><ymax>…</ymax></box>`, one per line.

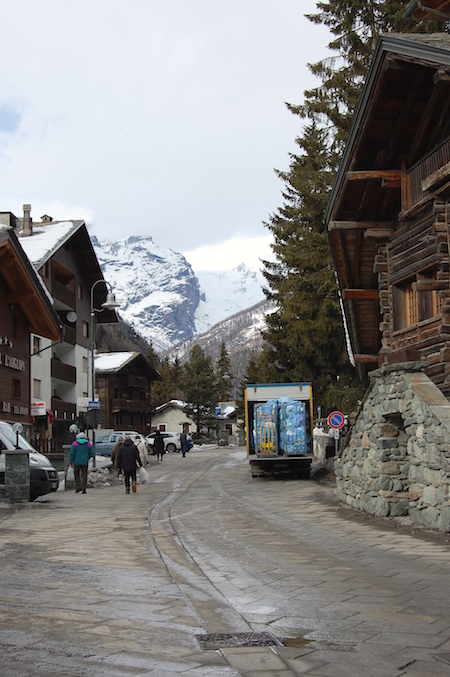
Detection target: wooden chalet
<box><xmin>325</xmin><ymin>33</ymin><xmax>450</xmax><ymax>395</ymax></box>
<box><xmin>95</xmin><ymin>352</ymin><xmax>161</xmax><ymax>434</ymax></box>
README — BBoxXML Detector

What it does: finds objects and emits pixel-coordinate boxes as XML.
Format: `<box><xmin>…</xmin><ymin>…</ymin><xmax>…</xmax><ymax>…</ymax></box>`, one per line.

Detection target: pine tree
<box><xmin>151</xmin><ymin>356</ymin><xmax>184</xmax><ymax>407</ymax></box>
<box><xmin>182</xmin><ymin>344</ymin><xmax>217</xmax><ymax>434</ymax></box>
<box><xmin>259</xmin><ymin>0</ymin><xmax>445</xmax><ymax>412</ymax></box>
<box><xmin>215</xmin><ymin>342</ymin><xmax>235</xmax><ymax>402</ymax></box>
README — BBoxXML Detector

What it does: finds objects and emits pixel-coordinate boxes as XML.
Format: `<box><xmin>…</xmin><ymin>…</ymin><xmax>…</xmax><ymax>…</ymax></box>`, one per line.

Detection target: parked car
<box><xmin>0</xmin><ymin>421</ymin><xmax>59</xmax><ymax>501</ymax></box>
<box><xmin>146</xmin><ymin>432</ymin><xmax>181</xmax><ymax>453</ymax></box>
<box><xmin>94</xmin><ymin>431</ymin><xmax>149</xmax><ymax>456</ymax></box>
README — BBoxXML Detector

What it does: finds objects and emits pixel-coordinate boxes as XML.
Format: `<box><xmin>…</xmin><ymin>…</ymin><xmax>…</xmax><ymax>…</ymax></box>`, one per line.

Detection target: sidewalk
<box><xmin>0</xmin><ymin>461</ymin><xmax>236</xmax><ymax>677</ymax></box>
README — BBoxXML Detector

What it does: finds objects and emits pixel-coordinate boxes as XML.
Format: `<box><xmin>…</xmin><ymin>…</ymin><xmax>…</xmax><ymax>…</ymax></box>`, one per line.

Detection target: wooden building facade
<box><xmin>326</xmin><ymin>33</ymin><xmax>450</xmax><ymax>395</ymax></box>
<box><xmin>95</xmin><ymin>352</ymin><xmax>161</xmax><ymax>434</ymax></box>
<box><xmin>0</xmin><ymin>227</ymin><xmax>61</xmax><ymax>436</ymax></box>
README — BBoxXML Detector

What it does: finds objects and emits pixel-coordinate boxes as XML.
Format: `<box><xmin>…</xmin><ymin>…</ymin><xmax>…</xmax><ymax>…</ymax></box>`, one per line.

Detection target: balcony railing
<box><xmin>408</xmin><ymin>137</ymin><xmax>450</xmax><ymax>209</ymax></box>
<box><xmin>51</xmin><ymin>358</ymin><xmax>76</xmax><ymax>383</ymax></box>
<box><xmin>50</xmin><ymin>279</ymin><xmax>76</xmax><ymax>308</ymax></box>
<box><xmin>51</xmin><ymin>397</ymin><xmax>76</xmax><ymax>420</ymax></box>
<box><xmin>111</xmin><ymin>398</ymin><xmax>153</xmax><ymax>413</ymax></box>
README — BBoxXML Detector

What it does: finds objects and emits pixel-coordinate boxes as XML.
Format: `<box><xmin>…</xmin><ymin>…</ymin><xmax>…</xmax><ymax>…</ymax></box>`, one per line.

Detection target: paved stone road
<box><xmin>1</xmin><ymin>446</ymin><xmax>450</xmax><ymax>676</ymax></box>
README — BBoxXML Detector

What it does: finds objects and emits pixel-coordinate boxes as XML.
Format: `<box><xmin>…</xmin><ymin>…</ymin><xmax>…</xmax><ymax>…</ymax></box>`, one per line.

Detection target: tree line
<box><xmin>147</xmin><ymin>341</ymin><xmax>234</xmax><ymax>435</ymax></box>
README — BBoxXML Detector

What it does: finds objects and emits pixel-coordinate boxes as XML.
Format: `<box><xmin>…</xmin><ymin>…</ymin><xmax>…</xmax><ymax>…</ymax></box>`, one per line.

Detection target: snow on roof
<box><xmin>19</xmin><ymin>221</ymin><xmax>81</xmax><ymax>266</ymax></box>
<box><xmin>154</xmin><ymin>399</ymin><xmax>186</xmax><ymax>412</ymax></box>
<box><xmin>95</xmin><ymin>352</ymin><xmax>138</xmax><ymax>372</ymax></box>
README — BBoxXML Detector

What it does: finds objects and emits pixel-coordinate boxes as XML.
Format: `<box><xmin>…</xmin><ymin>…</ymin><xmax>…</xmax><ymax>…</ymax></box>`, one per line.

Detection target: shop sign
<box><xmin>31</xmin><ymin>401</ymin><xmax>46</xmax><ymax>416</ymax></box>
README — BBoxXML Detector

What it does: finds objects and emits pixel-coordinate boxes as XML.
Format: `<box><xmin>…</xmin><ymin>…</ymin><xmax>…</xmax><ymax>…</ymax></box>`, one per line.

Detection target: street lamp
<box><xmin>89</xmin><ymin>281</ymin><xmax>120</xmax><ymax>467</ymax></box>
<box><xmin>90</xmin><ymin>280</ymin><xmax>121</xmax><ymax>403</ymax></box>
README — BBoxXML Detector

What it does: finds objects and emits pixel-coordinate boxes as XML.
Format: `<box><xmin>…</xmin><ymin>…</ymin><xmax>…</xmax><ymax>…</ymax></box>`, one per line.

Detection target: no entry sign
<box><xmin>327</xmin><ymin>411</ymin><xmax>345</xmax><ymax>429</ymax></box>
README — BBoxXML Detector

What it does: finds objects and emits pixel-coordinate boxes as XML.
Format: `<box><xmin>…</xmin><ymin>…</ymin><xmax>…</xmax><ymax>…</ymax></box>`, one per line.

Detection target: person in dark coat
<box><xmin>180</xmin><ymin>431</ymin><xmax>188</xmax><ymax>458</ymax></box>
<box><xmin>117</xmin><ymin>435</ymin><xmax>142</xmax><ymax>494</ymax></box>
<box><xmin>154</xmin><ymin>430</ymin><xmax>165</xmax><ymax>462</ymax></box>
<box><xmin>69</xmin><ymin>431</ymin><xmax>94</xmax><ymax>493</ymax></box>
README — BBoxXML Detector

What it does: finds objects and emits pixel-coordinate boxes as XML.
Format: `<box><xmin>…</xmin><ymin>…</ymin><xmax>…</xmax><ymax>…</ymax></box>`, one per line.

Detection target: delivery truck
<box><xmin>244</xmin><ymin>382</ymin><xmax>313</xmax><ymax>478</ymax></box>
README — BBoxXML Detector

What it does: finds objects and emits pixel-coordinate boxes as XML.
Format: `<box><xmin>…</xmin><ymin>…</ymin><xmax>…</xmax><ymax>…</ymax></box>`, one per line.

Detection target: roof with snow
<box><xmin>95</xmin><ymin>351</ymin><xmax>161</xmax><ymax>380</ymax></box>
<box><xmin>18</xmin><ymin>220</ymin><xmax>83</xmax><ymax>268</ymax></box>
<box><xmin>153</xmin><ymin>399</ymin><xmax>186</xmax><ymax>413</ymax></box>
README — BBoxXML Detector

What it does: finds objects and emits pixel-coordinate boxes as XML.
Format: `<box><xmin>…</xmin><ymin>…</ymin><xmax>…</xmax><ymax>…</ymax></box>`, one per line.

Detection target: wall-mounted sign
<box><xmin>31</xmin><ymin>401</ymin><xmax>46</xmax><ymax>416</ymax></box>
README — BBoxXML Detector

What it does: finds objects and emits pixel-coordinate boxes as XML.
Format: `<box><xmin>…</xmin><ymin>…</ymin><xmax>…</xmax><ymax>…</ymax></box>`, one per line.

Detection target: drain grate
<box><xmin>196</xmin><ymin>631</ymin><xmax>283</xmax><ymax>650</ymax></box>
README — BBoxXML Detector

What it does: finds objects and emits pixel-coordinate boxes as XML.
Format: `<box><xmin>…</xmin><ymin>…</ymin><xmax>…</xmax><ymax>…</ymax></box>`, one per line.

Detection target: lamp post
<box><xmin>89</xmin><ymin>280</ymin><xmax>120</xmax><ymax>466</ymax></box>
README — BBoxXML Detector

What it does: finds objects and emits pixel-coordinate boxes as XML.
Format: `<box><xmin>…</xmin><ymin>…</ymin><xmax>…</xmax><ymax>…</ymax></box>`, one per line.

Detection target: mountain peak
<box><xmin>93</xmin><ymin>235</ymin><xmax>265</xmax><ymax>352</ymax></box>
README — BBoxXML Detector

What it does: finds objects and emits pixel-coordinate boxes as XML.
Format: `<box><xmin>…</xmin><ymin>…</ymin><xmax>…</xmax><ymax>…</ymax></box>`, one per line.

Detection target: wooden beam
<box><xmin>422</xmin><ymin>160</ymin><xmax>450</xmax><ymax>192</ymax></box>
<box><xmin>364</xmin><ymin>228</ymin><xmax>393</xmax><ymax>239</ymax></box>
<box><xmin>8</xmin><ymin>291</ymin><xmax>35</xmax><ymax>303</ymax></box>
<box><xmin>329</xmin><ymin>220</ymin><xmax>392</xmax><ymax>230</ymax></box>
<box><xmin>354</xmin><ymin>354</ymin><xmax>379</xmax><ymax>364</ymax></box>
<box><xmin>346</xmin><ymin>170</ymin><xmax>401</xmax><ymax>182</ymax></box>
<box><xmin>342</xmin><ymin>289</ymin><xmax>380</xmax><ymax>300</ymax></box>
<box><xmin>411</xmin><ymin>280</ymin><xmax>449</xmax><ymax>292</ymax></box>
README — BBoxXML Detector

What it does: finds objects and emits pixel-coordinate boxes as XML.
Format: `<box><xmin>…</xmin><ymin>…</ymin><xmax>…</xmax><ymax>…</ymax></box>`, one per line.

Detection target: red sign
<box><xmin>327</xmin><ymin>411</ymin><xmax>345</xmax><ymax>429</ymax></box>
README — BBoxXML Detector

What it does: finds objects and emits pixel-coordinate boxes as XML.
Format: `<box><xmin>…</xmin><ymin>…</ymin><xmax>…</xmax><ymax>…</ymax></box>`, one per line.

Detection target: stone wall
<box><xmin>335</xmin><ymin>362</ymin><xmax>450</xmax><ymax>531</ymax></box>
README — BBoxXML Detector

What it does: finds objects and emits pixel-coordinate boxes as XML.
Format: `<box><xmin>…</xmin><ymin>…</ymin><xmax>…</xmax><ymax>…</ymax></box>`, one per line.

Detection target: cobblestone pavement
<box><xmin>0</xmin><ymin>446</ymin><xmax>450</xmax><ymax>676</ymax></box>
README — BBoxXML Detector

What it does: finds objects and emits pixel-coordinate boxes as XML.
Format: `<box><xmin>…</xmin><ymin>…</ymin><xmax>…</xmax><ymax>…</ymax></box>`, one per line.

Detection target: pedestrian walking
<box><xmin>154</xmin><ymin>430</ymin><xmax>165</xmax><ymax>462</ymax></box>
<box><xmin>180</xmin><ymin>431</ymin><xmax>188</xmax><ymax>458</ymax></box>
<box><xmin>111</xmin><ymin>436</ymin><xmax>124</xmax><ymax>479</ymax></box>
<box><xmin>117</xmin><ymin>435</ymin><xmax>142</xmax><ymax>494</ymax></box>
<box><xmin>134</xmin><ymin>435</ymin><xmax>149</xmax><ymax>466</ymax></box>
<box><xmin>69</xmin><ymin>431</ymin><xmax>94</xmax><ymax>494</ymax></box>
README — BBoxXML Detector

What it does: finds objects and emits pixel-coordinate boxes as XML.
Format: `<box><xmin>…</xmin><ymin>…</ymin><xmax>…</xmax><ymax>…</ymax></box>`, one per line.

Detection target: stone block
<box><xmin>379</xmin><ymin>461</ymin><xmax>400</xmax><ymax>475</ymax></box>
<box><xmin>409</xmin><ymin>483</ymin><xmax>424</xmax><ymax>501</ymax></box>
<box><xmin>377</xmin><ymin>437</ymin><xmax>398</xmax><ymax>449</ymax></box>
<box><xmin>423</xmin><ymin>485</ymin><xmax>438</xmax><ymax>507</ymax></box>
<box><xmin>390</xmin><ymin>499</ymin><xmax>410</xmax><ymax>516</ymax></box>
<box><xmin>440</xmin><ymin>504</ymin><xmax>450</xmax><ymax>532</ymax></box>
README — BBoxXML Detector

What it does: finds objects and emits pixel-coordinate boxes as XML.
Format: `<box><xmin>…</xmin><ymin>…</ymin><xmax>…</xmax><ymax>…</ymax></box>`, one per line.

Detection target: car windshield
<box><xmin>0</xmin><ymin>423</ymin><xmax>36</xmax><ymax>451</ymax></box>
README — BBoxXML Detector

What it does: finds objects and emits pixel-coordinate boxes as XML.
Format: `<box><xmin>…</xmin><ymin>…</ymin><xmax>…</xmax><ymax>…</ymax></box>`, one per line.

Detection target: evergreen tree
<box><xmin>215</xmin><ymin>342</ymin><xmax>235</xmax><ymax>402</ymax></box>
<box><xmin>259</xmin><ymin>0</ymin><xmax>445</xmax><ymax>412</ymax></box>
<box><xmin>145</xmin><ymin>341</ymin><xmax>161</xmax><ymax>370</ymax></box>
<box><xmin>182</xmin><ymin>344</ymin><xmax>217</xmax><ymax>434</ymax></box>
<box><xmin>151</xmin><ymin>356</ymin><xmax>184</xmax><ymax>407</ymax></box>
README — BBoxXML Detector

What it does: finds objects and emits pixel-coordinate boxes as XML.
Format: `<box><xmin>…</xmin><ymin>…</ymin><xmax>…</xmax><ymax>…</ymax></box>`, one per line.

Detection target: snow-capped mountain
<box><xmin>93</xmin><ymin>235</ymin><xmax>266</xmax><ymax>352</ymax></box>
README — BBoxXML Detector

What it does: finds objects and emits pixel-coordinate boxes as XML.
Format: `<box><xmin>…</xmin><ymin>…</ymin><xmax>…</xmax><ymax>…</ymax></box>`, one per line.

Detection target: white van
<box><xmin>0</xmin><ymin>422</ymin><xmax>59</xmax><ymax>501</ymax></box>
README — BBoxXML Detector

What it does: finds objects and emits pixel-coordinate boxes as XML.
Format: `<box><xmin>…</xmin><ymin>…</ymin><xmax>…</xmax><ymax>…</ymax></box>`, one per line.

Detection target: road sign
<box><xmin>88</xmin><ymin>401</ymin><xmax>101</xmax><ymax>410</ymax></box>
<box><xmin>327</xmin><ymin>411</ymin><xmax>345</xmax><ymax>429</ymax></box>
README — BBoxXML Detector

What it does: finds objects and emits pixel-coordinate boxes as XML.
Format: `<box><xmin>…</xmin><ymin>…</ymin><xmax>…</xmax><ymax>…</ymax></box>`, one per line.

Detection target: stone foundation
<box><xmin>335</xmin><ymin>362</ymin><xmax>450</xmax><ymax>531</ymax></box>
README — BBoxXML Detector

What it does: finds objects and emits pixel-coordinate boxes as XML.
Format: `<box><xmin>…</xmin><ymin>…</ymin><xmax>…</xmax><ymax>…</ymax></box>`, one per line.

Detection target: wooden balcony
<box><xmin>51</xmin><ymin>358</ymin><xmax>76</xmax><ymax>383</ymax></box>
<box><xmin>51</xmin><ymin>397</ymin><xmax>76</xmax><ymax>420</ymax></box>
<box><xmin>111</xmin><ymin>398</ymin><xmax>153</xmax><ymax>413</ymax></box>
<box><xmin>408</xmin><ymin>137</ymin><xmax>450</xmax><ymax>209</ymax></box>
<box><xmin>50</xmin><ymin>279</ymin><xmax>76</xmax><ymax>309</ymax></box>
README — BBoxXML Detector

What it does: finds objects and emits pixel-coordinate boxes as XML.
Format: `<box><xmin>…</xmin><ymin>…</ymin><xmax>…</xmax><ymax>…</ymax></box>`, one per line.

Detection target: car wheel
<box><xmin>166</xmin><ymin>443</ymin><xmax>176</xmax><ymax>453</ymax></box>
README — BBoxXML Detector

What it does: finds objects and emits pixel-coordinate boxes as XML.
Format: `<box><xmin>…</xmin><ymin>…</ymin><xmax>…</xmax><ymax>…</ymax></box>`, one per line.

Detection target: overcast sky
<box><xmin>0</xmin><ymin>1</ymin><xmax>330</xmax><ymax>271</ymax></box>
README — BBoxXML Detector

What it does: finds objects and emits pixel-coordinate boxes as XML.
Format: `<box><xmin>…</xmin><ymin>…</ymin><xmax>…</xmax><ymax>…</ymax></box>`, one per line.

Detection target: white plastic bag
<box><xmin>139</xmin><ymin>467</ymin><xmax>149</xmax><ymax>484</ymax></box>
<box><xmin>66</xmin><ymin>465</ymin><xmax>75</xmax><ymax>482</ymax></box>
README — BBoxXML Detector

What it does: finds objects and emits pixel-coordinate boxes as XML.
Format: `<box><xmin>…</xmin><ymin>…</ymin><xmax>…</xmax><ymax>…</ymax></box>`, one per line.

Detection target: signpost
<box><xmin>327</xmin><ymin>410</ymin><xmax>346</xmax><ymax>456</ymax></box>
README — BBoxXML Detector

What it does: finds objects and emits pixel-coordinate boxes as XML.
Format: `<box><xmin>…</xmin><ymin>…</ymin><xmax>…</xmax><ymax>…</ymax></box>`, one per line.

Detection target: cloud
<box><xmin>183</xmin><ymin>234</ymin><xmax>274</xmax><ymax>272</ymax></box>
<box><xmin>0</xmin><ymin>0</ymin><xmax>330</xmax><ymax>264</ymax></box>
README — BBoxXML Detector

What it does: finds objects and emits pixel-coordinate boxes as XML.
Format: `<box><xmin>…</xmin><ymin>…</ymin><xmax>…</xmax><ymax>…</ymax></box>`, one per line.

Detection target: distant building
<box><xmin>95</xmin><ymin>352</ymin><xmax>161</xmax><ymax>434</ymax></box>
<box><xmin>150</xmin><ymin>399</ymin><xmax>194</xmax><ymax>434</ymax></box>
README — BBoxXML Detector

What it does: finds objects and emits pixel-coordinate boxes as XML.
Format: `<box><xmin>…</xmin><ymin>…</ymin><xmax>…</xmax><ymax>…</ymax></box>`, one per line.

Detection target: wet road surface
<box><xmin>1</xmin><ymin>446</ymin><xmax>450</xmax><ymax>676</ymax></box>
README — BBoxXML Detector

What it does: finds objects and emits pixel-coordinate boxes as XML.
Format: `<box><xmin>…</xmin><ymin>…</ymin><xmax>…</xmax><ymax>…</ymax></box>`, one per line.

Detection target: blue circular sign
<box><xmin>327</xmin><ymin>411</ymin><xmax>345</xmax><ymax>429</ymax></box>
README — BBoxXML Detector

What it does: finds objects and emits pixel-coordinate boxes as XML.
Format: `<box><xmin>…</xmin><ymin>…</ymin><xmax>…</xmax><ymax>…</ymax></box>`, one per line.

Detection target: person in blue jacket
<box><xmin>69</xmin><ymin>431</ymin><xmax>94</xmax><ymax>494</ymax></box>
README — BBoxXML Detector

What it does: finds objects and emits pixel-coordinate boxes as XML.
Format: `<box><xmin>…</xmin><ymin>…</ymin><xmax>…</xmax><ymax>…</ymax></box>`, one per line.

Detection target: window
<box><xmin>12</xmin><ymin>379</ymin><xmax>21</xmax><ymax>399</ymax></box>
<box><xmin>33</xmin><ymin>379</ymin><xmax>41</xmax><ymax>399</ymax></box>
<box><xmin>82</xmin><ymin>321</ymin><xmax>89</xmax><ymax>338</ymax></box>
<box><xmin>77</xmin><ymin>283</ymin><xmax>83</xmax><ymax>300</ymax></box>
<box><xmin>33</xmin><ymin>336</ymin><xmax>41</xmax><ymax>355</ymax></box>
<box><xmin>82</xmin><ymin>356</ymin><xmax>88</xmax><ymax>373</ymax></box>
<box><xmin>159</xmin><ymin>424</ymin><xmax>166</xmax><ymax>432</ymax></box>
<box><xmin>393</xmin><ymin>269</ymin><xmax>443</xmax><ymax>331</ymax></box>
